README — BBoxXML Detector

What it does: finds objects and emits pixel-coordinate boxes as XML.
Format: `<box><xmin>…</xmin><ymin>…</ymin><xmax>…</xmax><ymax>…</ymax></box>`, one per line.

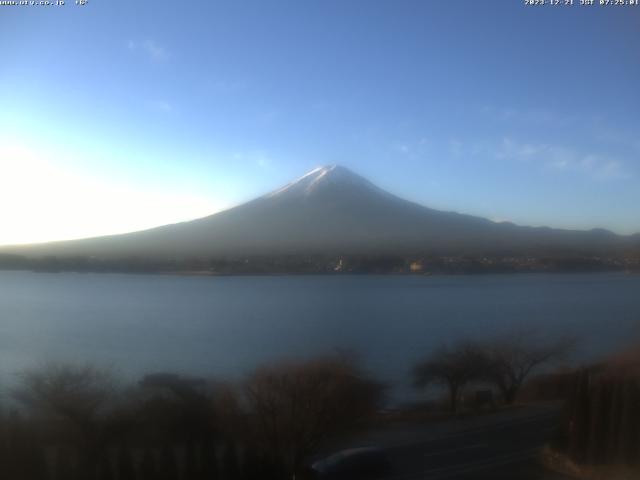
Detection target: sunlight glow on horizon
<box><xmin>0</xmin><ymin>140</ymin><xmax>228</xmax><ymax>246</ymax></box>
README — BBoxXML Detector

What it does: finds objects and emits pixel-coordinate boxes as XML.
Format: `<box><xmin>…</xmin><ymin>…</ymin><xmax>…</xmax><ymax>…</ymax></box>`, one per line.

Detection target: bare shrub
<box><xmin>413</xmin><ymin>341</ymin><xmax>487</xmax><ymax>413</ymax></box>
<box><xmin>242</xmin><ymin>354</ymin><xmax>384</xmax><ymax>478</ymax></box>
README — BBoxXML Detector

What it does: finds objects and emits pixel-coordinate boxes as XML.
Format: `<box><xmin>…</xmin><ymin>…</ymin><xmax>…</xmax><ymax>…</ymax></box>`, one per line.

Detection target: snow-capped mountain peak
<box><xmin>267</xmin><ymin>165</ymin><xmax>383</xmax><ymax>198</ymax></box>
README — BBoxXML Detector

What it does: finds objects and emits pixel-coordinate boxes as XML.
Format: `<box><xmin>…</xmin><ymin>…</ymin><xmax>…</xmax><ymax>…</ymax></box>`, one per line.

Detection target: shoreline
<box><xmin>0</xmin><ymin>267</ymin><xmax>637</xmax><ymax>277</ymax></box>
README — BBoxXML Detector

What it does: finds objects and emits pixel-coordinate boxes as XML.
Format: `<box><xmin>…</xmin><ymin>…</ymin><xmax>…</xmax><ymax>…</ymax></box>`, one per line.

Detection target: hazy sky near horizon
<box><xmin>1</xmin><ymin>1</ymin><xmax>639</xmax><ymax>245</ymax></box>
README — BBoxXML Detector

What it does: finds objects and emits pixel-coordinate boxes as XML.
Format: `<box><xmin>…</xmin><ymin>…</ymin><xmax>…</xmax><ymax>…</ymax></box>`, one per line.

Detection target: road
<box><xmin>340</xmin><ymin>405</ymin><xmax>570</xmax><ymax>479</ymax></box>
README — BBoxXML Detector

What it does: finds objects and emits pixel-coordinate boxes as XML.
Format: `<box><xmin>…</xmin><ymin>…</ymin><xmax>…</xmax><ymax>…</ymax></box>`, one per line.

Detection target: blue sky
<box><xmin>1</xmin><ymin>0</ymin><xmax>639</xmax><ymax>244</ymax></box>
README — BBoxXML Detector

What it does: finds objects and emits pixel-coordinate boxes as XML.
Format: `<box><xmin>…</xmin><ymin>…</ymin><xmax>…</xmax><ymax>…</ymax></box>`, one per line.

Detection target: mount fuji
<box><xmin>3</xmin><ymin>165</ymin><xmax>637</xmax><ymax>259</ymax></box>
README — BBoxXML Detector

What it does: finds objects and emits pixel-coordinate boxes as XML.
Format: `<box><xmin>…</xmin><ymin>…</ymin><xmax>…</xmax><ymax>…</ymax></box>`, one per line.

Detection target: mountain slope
<box><xmin>3</xmin><ymin>165</ymin><xmax>637</xmax><ymax>258</ymax></box>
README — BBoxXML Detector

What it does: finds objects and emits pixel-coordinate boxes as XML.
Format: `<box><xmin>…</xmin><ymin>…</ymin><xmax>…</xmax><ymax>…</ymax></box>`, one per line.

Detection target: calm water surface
<box><xmin>1</xmin><ymin>271</ymin><xmax>639</xmax><ymax>402</ymax></box>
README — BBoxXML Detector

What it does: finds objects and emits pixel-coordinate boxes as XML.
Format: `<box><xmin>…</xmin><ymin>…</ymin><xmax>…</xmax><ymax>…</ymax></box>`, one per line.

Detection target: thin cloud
<box><xmin>480</xmin><ymin>106</ymin><xmax>636</xmax><ymax>180</ymax></box>
<box><xmin>147</xmin><ymin>100</ymin><xmax>172</xmax><ymax>113</ymax></box>
<box><xmin>128</xmin><ymin>39</ymin><xmax>169</xmax><ymax>62</ymax></box>
<box><xmin>495</xmin><ymin>137</ymin><xmax>632</xmax><ymax>180</ymax></box>
<box><xmin>233</xmin><ymin>150</ymin><xmax>273</xmax><ymax>169</ymax></box>
<box><xmin>257</xmin><ymin>109</ymin><xmax>280</xmax><ymax>126</ymax></box>
<box><xmin>595</xmin><ymin>128</ymin><xmax>640</xmax><ymax>155</ymax></box>
<box><xmin>395</xmin><ymin>143</ymin><xmax>410</xmax><ymax>154</ymax></box>
<box><xmin>392</xmin><ymin>138</ymin><xmax>430</xmax><ymax>159</ymax></box>
<box><xmin>480</xmin><ymin>105</ymin><xmax>579</xmax><ymax>127</ymax></box>
<box><xmin>449</xmin><ymin>139</ymin><xmax>463</xmax><ymax>158</ymax></box>
<box><xmin>207</xmin><ymin>78</ymin><xmax>247</xmax><ymax>94</ymax></box>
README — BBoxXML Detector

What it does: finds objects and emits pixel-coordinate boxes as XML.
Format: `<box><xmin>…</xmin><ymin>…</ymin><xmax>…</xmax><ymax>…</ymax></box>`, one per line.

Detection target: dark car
<box><xmin>309</xmin><ymin>446</ymin><xmax>391</xmax><ymax>479</ymax></box>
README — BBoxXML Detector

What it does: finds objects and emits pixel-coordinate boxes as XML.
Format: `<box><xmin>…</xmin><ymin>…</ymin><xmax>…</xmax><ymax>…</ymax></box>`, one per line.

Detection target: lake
<box><xmin>1</xmin><ymin>271</ymin><xmax>639</xmax><ymax>403</ymax></box>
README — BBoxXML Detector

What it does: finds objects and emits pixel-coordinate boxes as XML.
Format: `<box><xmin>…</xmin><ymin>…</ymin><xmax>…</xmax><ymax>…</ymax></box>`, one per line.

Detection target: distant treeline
<box><xmin>0</xmin><ymin>252</ymin><xmax>637</xmax><ymax>275</ymax></box>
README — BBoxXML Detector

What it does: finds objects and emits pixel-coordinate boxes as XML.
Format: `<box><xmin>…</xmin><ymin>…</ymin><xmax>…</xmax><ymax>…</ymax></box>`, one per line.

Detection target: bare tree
<box><xmin>482</xmin><ymin>332</ymin><xmax>575</xmax><ymax>404</ymax></box>
<box><xmin>413</xmin><ymin>342</ymin><xmax>487</xmax><ymax>413</ymax></box>
<box><xmin>242</xmin><ymin>354</ymin><xmax>384</xmax><ymax>478</ymax></box>
<box><xmin>13</xmin><ymin>364</ymin><xmax>121</xmax><ymax>480</ymax></box>
<box><xmin>15</xmin><ymin>364</ymin><xmax>115</xmax><ymax>419</ymax></box>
